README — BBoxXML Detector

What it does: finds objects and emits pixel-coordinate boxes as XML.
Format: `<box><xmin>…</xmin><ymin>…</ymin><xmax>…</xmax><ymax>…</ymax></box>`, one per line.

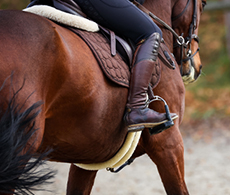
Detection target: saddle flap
<box><xmin>158</xmin><ymin>41</ymin><xmax>176</xmax><ymax>69</ymax></box>
<box><xmin>68</xmin><ymin>27</ymin><xmax>131</xmax><ymax>88</ymax></box>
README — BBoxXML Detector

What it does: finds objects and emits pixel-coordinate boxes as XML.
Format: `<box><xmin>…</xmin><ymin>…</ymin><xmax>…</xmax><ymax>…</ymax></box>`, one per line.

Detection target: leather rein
<box><xmin>132</xmin><ymin>0</ymin><xmax>200</xmax><ymax>74</ymax></box>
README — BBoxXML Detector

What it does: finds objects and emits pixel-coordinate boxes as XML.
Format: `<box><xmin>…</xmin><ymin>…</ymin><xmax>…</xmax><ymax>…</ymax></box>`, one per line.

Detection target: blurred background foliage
<box><xmin>0</xmin><ymin>1</ymin><xmax>229</xmax><ymax>121</ymax></box>
<box><xmin>0</xmin><ymin>0</ymin><xmax>29</xmax><ymax>10</ymax></box>
<box><xmin>184</xmin><ymin>3</ymin><xmax>230</xmax><ymax>122</ymax></box>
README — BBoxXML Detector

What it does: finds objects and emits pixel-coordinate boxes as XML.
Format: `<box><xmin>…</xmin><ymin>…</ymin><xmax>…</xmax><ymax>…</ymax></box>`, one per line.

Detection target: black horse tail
<box><xmin>0</xmin><ymin>89</ymin><xmax>55</xmax><ymax>194</ymax></box>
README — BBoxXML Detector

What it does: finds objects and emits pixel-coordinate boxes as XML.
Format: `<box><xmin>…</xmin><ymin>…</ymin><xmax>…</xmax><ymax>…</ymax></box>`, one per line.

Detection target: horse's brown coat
<box><xmin>0</xmin><ymin>0</ymin><xmax>205</xmax><ymax>194</ymax></box>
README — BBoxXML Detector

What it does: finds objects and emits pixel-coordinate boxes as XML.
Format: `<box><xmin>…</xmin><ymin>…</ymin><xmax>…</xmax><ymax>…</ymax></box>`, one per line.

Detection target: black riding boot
<box><xmin>125</xmin><ymin>32</ymin><xmax>178</xmax><ymax>132</ymax></box>
<box><xmin>27</xmin><ymin>0</ymin><xmax>53</xmax><ymax>7</ymax></box>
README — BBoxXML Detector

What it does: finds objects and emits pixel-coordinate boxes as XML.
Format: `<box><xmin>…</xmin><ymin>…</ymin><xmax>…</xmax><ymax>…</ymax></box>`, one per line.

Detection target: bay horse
<box><xmin>0</xmin><ymin>0</ymin><xmax>206</xmax><ymax>194</ymax></box>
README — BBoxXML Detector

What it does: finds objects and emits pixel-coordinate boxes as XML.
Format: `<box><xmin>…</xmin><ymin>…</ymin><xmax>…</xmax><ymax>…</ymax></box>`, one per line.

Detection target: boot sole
<box><xmin>127</xmin><ymin>115</ymin><xmax>178</xmax><ymax>132</ymax></box>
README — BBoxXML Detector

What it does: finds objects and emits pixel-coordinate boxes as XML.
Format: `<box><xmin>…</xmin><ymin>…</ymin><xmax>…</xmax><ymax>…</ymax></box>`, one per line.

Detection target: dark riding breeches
<box><xmin>74</xmin><ymin>0</ymin><xmax>162</xmax><ymax>45</ymax></box>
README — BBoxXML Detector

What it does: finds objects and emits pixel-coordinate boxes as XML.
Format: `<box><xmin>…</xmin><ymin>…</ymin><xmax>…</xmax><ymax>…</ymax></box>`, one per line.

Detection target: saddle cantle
<box><xmin>25</xmin><ymin>0</ymin><xmax>177</xmax><ymax>89</ymax></box>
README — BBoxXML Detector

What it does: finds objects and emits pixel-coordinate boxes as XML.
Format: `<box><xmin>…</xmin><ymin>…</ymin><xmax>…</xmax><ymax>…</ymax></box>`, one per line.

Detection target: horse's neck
<box><xmin>143</xmin><ymin>0</ymin><xmax>175</xmax><ymax>51</ymax></box>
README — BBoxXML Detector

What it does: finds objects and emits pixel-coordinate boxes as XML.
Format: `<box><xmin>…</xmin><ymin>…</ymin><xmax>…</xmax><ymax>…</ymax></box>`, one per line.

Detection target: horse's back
<box><xmin>0</xmin><ymin>10</ymin><xmax>56</xmax><ymax>63</ymax></box>
<box><xmin>0</xmin><ymin>10</ymin><xmax>58</xmax><ymax>93</ymax></box>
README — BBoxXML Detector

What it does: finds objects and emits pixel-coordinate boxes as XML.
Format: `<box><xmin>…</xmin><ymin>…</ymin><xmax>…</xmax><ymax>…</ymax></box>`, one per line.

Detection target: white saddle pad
<box><xmin>23</xmin><ymin>5</ymin><xmax>99</xmax><ymax>32</ymax></box>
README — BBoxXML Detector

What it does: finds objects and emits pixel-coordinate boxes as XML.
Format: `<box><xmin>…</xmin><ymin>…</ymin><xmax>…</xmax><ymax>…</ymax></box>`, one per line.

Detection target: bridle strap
<box><xmin>172</xmin><ymin>0</ymin><xmax>191</xmax><ymax>21</ymax></box>
<box><xmin>183</xmin><ymin>47</ymin><xmax>199</xmax><ymax>62</ymax></box>
<box><xmin>193</xmin><ymin>0</ymin><xmax>197</xmax><ymax>30</ymax></box>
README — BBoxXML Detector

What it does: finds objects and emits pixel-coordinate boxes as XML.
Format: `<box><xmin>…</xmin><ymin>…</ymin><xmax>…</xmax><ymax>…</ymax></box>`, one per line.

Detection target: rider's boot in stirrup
<box><xmin>125</xmin><ymin>32</ymin><xmax>178</xmax><ymax>132</ymax></box>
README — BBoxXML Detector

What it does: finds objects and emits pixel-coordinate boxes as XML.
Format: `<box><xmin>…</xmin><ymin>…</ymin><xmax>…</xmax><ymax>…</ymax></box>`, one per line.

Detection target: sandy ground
<box><xmin>32</xmin><ymin>119</ymin><xmax>230</xmax><ymax>195</ymax></box>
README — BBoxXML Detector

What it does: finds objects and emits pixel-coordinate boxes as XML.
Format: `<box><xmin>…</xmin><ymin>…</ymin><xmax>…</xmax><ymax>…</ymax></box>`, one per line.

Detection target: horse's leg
<box><xmin>141</xmin><ymin>125</ymin><xmax>189</xmax><ymax>195</ymax></box>
<box><xmin>67</xmin><ymin>164</ymin><xmax>97</xmax><ymax>195</ymax></box>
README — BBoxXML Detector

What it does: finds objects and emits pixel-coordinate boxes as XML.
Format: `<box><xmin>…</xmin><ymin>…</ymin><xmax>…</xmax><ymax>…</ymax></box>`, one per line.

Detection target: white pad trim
<box><xmin>74</xmin><ymin>131</ymin><xmax>142</xmax><ymax>171</ymax></box>
<box><xmin>23</xmin><ymin>5</ymin><xmax>99</xmax><ymax>32</ymax></box>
